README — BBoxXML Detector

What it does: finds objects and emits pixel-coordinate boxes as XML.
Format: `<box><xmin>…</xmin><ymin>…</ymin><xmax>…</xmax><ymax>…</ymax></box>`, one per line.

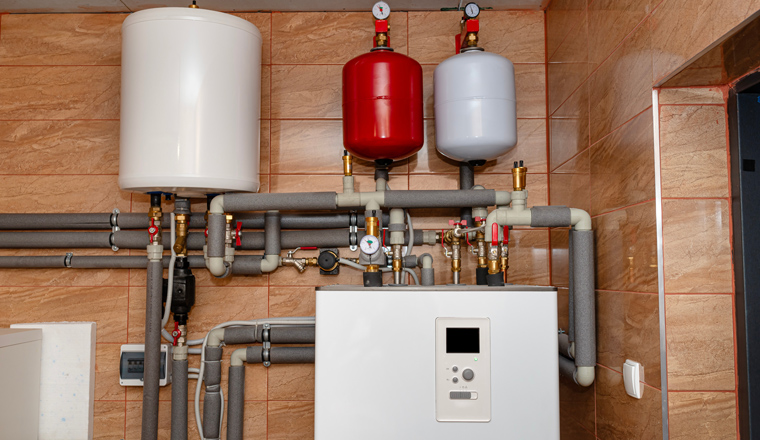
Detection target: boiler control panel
<box><xmin>435</xmin><ymin>317</ymin><xmax>491</xmax><ymax>422</ymax></box>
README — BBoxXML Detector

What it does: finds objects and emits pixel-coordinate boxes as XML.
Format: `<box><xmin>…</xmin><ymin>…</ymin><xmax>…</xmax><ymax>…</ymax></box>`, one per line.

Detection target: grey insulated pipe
<box><xmin>227</xmin><ymin>366</ymin><xmax>245</xmax><ymax>440</ymax></box>
<box><xmin>571</xmin><ymin>229</ymin><xmax>596</xmax><ymax>373</ymax></box>
<box><xmin>459</xmin><ymin>162</ymin><xmax>474</xmax><ymax>227</ymax></box>
<box><xmin>203</xmin><ymin>346</ymin><xmax>223</xmax><ymax>440</ymax></box>
<box><xmin>171</xmin><ymin>359</ymin><xmax>188</xmax><ymax>440</ymax></box>
<box><xmin>223</xmin><ymin>325</ymin><xmax>315</xmax><ymax>345</ymax></box>
<box><xmin>246</xmin><ymin>346</ymin><xmax>316</xmax><ymax>364</ymax></box>
<box><xmin>141</xmin><ymin>259</ymin><xmax>163</xmax><ymax>440</ymax></box>
<box><xmin>265</xmin><ymin>211</ymin><xmax>281</xmax><ymax>255</ymax></box>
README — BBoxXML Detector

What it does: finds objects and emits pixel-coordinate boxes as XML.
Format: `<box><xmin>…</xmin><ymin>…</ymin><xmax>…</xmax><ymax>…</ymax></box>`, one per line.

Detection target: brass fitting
<box><xmin>512</xmin><ymin>160</ymin><xmax>527</xmax><ymax>191</ymax></box>
<box><xmin>281</xmin><ymin>256</ymin><xmax>318</xmax><ymax>273</ymax></box>
<box><xmin>148</xmin><ymin>205</ymin><xmax>163</xmax><ymax>245</ymax></box>
<box><xmin>365</xmin><ymin>216</ymin><xmax>379</xmax><ymax>238</ymax></box>
<box><xmin>173</xmin><ymin>213</ymin><xmax>189</xmax><ymax>256</ymax></box>
<box><xmin>487</xmin><ymin>244</ymin><xmax>500</xmax><ymax>275</ymax></box>
<box><xmin>342</xmin><ymin>151</ymin><xmax>353</xmax><ymax>176</ymax></box>
<box><xmin>476</xmin><ymin>224</ymin><xmax>487</xmax><ymax>268</ymax></box>
<box><xmin>500</xmin><ymin>244</ymin><xmax>509</xmax><ymax>279</ymax></box>
<box><xmin>366</xmin><ymin>264</ymin><xmax>380</xmax><ymax>273</ymax></box>
<box><xmin>188</xmin><ymin>0</ymin><xmax>199</xmax><ymax>8</ymax></box>
<box><xmin>464</xmin><ymin>32</ymin><xmax>478</xmax><ymax>47</ymax></box>
<box><xmin>391</xmin><ymin>244</ymin><xmax>403</xmax><ymax>272</ymax></box>
<box><xmin>376</xmin><ymin>31</ymin><xmax>389</xmax><ymax>47</ymax></box>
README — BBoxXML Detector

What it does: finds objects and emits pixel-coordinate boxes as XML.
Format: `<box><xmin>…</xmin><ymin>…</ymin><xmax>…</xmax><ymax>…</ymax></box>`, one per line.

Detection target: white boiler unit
<box><xmin>315</xmin><ymin>286</ymin><xmax>560</xmax><ymax>439</ymax></box>
<box><xmin>119</xmin><ymin>8</ymin><xmax>262</xmax><ymax>197</ymax></box>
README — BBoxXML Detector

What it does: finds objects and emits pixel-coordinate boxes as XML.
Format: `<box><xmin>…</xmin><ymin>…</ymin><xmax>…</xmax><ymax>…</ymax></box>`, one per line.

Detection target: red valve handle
<box><xmin>148</xmin><ymin>218</ymin><xmax>158</xmax><ymax>242</ymax></box>
<box><xmin>172</xmin><ymin>321</ymin><xmax>181</xmax><ymax>346</ymax></box>
<box><xmin>491</xmin><ymin>223</ymin><xmax>498</xmax><ymax>246</ymax></box>
<box><xmin>235</xmin><ymin>221</ymin><xmax>242</xmax><ymax>247</ymax></box>
<box><xmin>503</xmin><ymin>225</ymin><xmax>509</xmax><ymax>245</ymax></box>
<box><xmin>448</xmin><ymin>219</ymin><xmax>468</xmax><ymax>227</ymax></box>
<box><xmin>474</xmin><ymin>216</ymin><xmax>485</xmax><ymax>223</ymax></box>
<box><xmin>301</xmin><ymin>247</ymin><xmax>317</xmax><ymax>250</ymax></box>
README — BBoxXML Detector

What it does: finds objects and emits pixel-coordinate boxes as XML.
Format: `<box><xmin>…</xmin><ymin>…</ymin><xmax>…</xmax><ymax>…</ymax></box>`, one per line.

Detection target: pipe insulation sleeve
<box><xmin>0</xmin><ymin>256</ymin><xmax>66</xmax><ymax>268</ymax></box>
<box><xmin>0</xmin><ymin>231</ymin><xmax>112</xmax><ymax>248</ymax></box>
<box><xmin>203</xmin><ymin>346</ymin><xmax>223</xmax><ymax>440</ymax></box>
<box><xmin>571</xmin><ymin>229</ymin><xmax>596</xmax><ymax>369</ymax></box>
<box><xmin>383</xmin><ymin>190</ymin><xmax>497</xmax><ymax>209</ymax></box>
<box><xmin>270</xmin><ymin>347</ymin><xmax>316</xmax><ymax>364</ymax></box>
<box><xmin>226</xmin><ymin>365</ymin><xmax>245</xmax><ymax>440</ymax></box>
<box><xmin>141</xmin><ymin>259</ymin><xmax>163</xmax><ymax>440</ymax></box>
<box><xmin>0</xmin><ymin>213</ymin><xmax>113</xmax><ymax>230</ymax></box>
<box><xmin>171</xmin><ymin>359</ymin><xmax>188</xmax><ymax>440</ymax></box>
<box><xmin>265</xmin><ymin>211</ymin><xmax>281</xmax><ymax>255</ymax></box>
<box><xmin>222</xmin><ymin>327</ymin><xmax>259</xmax><ymax>345</ymax></box>
<box><xmin>558</xmin><ymin>333</ymin><xmax>573</xmax><ymax>359</ymax></box>
<box><xmin>568</xmin><ymin>231</ymin><xmax>575</xmax><ymax>342</ymax></box>
<box><xmin>530</xmin><ymin>206</ymin><xmax>572</xmax><ymax>228</ymax></box>
<box><xmin>269</xmin><ymin>326</ymin><xmax>316</xmax><ymax>344</ymax></box>
<box><xmin>559</xmin><ymin>354</ymin><xmax>576</xmax><ymax>382</ymax></box>
<box><xmin>459</xmin><ymin>162</ymin><xmax>475</xmax><ymax>228</ymax></box>
<box><xmin>207</xmin><ymin>214</ymin><xmax>226</xmax><ymax>258</ymax></box>
<box><xmin>223</xmin><ymin>192</ymin><xmax>338</xmax><ymax>212</ymax></box>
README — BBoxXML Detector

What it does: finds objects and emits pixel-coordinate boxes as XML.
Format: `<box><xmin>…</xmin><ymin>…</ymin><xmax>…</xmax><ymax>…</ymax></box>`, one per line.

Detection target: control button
<box><xmin>450</xmin><ymin>391</ymin><xmax>472</xmax><ymax>400</ymax></box>
<box><xmin>452</xmin><ymin>377</ymin><xmax>458</xmax><ymax>383</ymax></box>
<box><xmin>452</xmin><ymin>366</ymin><xmax>458</xmax><ymax>373</ymax></box>
<box><xmin>462</xmin><ymin>369</ymin><xmax>474</xmax><ymax>381</ymax></box>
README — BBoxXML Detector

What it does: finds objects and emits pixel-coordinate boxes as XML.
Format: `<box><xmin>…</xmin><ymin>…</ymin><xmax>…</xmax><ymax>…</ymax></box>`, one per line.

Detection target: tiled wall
<box><xmin>547</xmin><ymin>0</ymin><xmax>759</xmax><ymax>439</ymax></box>
<box><xmin>658</xmin><ymin>86</ymin><xmax>737</xmax><ymax>439</ymax></box>
<box><xmin>0</xmin><ymin>10</ymin><xmax>547</xmax><ymax>439</ymax></box>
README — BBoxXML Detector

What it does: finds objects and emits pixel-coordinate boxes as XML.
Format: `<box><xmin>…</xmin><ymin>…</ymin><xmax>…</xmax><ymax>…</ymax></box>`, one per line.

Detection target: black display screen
<box><xmin>446</xmin><ymin>327</ymin><xmax>480</xmax><ymax>353</ymax></box>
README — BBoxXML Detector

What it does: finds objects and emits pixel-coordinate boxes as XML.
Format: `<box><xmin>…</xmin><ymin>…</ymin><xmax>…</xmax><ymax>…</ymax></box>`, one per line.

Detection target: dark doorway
<box><xmin>729</xmin><ymin>70</ymin><xmax>760</xmax><ymax>440</ymax></box>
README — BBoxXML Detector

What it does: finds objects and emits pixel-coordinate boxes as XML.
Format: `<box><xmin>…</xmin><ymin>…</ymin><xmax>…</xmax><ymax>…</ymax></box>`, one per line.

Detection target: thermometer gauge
<box><xmin>372</xmin><ymin>1</ymin><xmax>391</xmax><ymax>20</ymax></box>
<box><xmin>464</xmin><ymin>2</ymin><xmax>480</xmax><ymax>18</ymax></box>
<box><xmin>359</xmin><ymin>235</ymin><xmax>381</xmax><ymax>255</ymax></box>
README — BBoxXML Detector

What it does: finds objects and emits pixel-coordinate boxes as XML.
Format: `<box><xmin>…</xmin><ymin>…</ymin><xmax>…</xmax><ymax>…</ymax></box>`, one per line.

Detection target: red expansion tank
<box><xmin>342</xmin><ymin>49</ymin><xmax>424</xmax><ymax>163</ymax></box>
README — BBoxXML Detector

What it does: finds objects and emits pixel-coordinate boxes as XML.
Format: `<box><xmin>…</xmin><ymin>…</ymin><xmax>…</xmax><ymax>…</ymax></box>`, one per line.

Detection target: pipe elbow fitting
<box><xmin>230</xmin><ymin>348</ymin><xmax>247</xmax><ymax>367</ymax></box>
<box><xmin>417</xmin><ymin>253</ymin><xmax>434</xmax><ymax>269</ymax></box>
<box><xmin>260</xmin><ymin>254</ymin><xmax>280</xmax><ymax>273</ymax></box>
<box><xmin>207</xmin><ymin>257</ymin><xmax>227</xmax><ymax>277</ymax></box>
<box><xmin>209</xmin><ymin>195</ymin><xmax>225</xmax><ymax>215</ymax></box>
<box><xmin>574</xmin><ymin>366</ymin><xmax>595</xmax><ymax>387</ymax></box>
<box><xmin>570</xmin><ymin>208</ymin><xmax>592</xmax><ymax>231</ymax></box>
<box><xmin>494</xmin><ymin>191</ymin><xmax>512</xmax><ymax>206</ymax></box>
<box><xmin>208</xmin><ymin>328</ymin><xmax>225</xmax><ymax>347</ymax></box>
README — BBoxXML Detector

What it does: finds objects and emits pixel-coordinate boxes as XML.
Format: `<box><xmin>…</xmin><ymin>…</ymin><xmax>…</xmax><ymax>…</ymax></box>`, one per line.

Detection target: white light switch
<box><xmin>623</xmin><ymin>359</ymin><xmax>643</xmax><ymax>399</ymax></box>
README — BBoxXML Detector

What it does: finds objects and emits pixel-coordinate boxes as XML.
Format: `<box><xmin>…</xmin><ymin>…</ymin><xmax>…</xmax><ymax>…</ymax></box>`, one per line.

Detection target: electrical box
<box><xmin>119</xmin><ymin>344</ymin><xmax>172</xmax><ymax>386</ymax></box>
<box><xmin>314</xmin><ymin>285</ymin><xmax>560</xmax><ymax>439</ymax></box>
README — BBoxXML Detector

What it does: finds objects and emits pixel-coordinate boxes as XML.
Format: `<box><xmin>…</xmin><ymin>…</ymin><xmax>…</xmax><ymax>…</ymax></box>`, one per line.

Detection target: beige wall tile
<box><xmin>0</xmin><ymin>121</ymin><xmax>118</xmax><ymax>174</ymax></box>
<box><xmin>0</xmin><ymin>286</ymin><xmax>127</xmax><ymax>343</ymax></box>
<box><xmin>272</xmin><ymin>12</ymin><xmax>407</xmax><ymax>64</ymax></box>
<box><xmin>506</xmin><ymin>229</ymin><xmax>550</xmax><ymax>285</ymax></box>
<box><xmin>261</xmin><ymin>65</ymin><xmax>271</xmax><ymax>120</ymax></box>
<box><xmin>588</xmin><ymin>21</ymin><xmax>652</xmax><ymax>144</ymax></box>
<box><xmin>550</xmin><ymin>83</ymin><xmax>589</xmax><ymax>171</ymax></box>
<box><xmin>268</xmin><ymin>364</ymin><xmax>315</xmax><ymax>401</ymax></box>
<box><xmin>659</xmin><ymin>87</ymin><xmax>725</xmax><ymax>104</ymax></box>
<box><xmin>126</xmin><ymin>401</ymin><xmax>266</xmax><ymax>440</ymax></box>
<box><xmin>271</xmin><ymin>64</ymin><xmax>342</xmax><ymax>119</ymax></box>
<box><xmin>593</xmin><ymin>201</ymin><xmax>658</xmax><ymax>293</ymax></box>
<box><xmin>558</xmin><ymin>287</ymin><xmax>570</xmax><ymax>331</ymax></box>
<box><xmin>587</xmin><ymin>0</ymin><xmax>654</xmax><ymax>71</ymax></box>
<box><xmin>659</xmin><ymin>105</ymin><xmax>729</xmax><ymax>198</ymax></box>
<box><xmin>269</xmin><ymin>286</ymin><xmax>316</xmax><ymax>317</ymax></box>
<box><xmin>596</xmin><ymin>290</ymin><xmax>661</xmax><ymax>388</ymax></box>
<box><xmin>560</xmin><ymin>374</ymin><xmax>596</xmax><ymax>433</ymax></box>
<box><xmin>233</xmin><ymin>13</ymin><xmax>272</xmax><ymax>64</ymax></box>
<box><xmin>95</xmin><ymin>343</ymin><xmax>124</xmax><ymax>401</ymax></box>
<box><xmin>268</xmin><ymin>401</ymin><xmax>314</xmax><ymax>440</ymax></box>
<box><xmin>597</xmin><ymin>366</ymin><xmax>662</xmax><ymax>439</ymax></box>
<box><xmin>548</xmin><ymin>13</ymin><xmax>588</xmax><ymax>114</ymax></box>
<box><xmin>260</xmin><ymin>120</ymin><xmax>271</xmax><ymax>176</ymax></box>
<box><xmin>421</xmin><ymin>64</ymin><xmax>436</xmax><ymax>118</ymax></box>
<box><xmin>666</xmin><ymin>294</ymin><xmax>736</xmax><ymax>390</ymax></box>
<box><xmin>546</xmin><ymin>0</ymin><xmax>588</xmax><ymax>59</ymax></box>
<box><xmin>0</xmin><ymin>175</ymin><xmax>131</xmax><ymax>213</ymax></box>
<box><xmin>0</xmin><ymin>66</ymin><xmax>120</xmax><ymax>120</ymax></box>
<box><xmin>94</xmin><ymin>401</ymin><xmax>125</xmax><ymax>440</ymax></box>
<box><xmin>408</xmin><ymin>119</ymin><xmax>468</xmax><ymax>173</ymax></box>
<box><xmin>551</xmin><ymin>229</ymin><xmax>569</xmax><ymax>287</ymax></box>
<box><xmin>410</xmin><ymin>11</ymin><xmax>543</xmax><ymax>64</ymax></box>
<box><xmin>662</xmin><ymin>199</ymin><xmax>732</xmax><ymax>293</ymax></box>
<box><xmin>550</xmin><ymin>170</ymin><xmax>590</xmax><ymax>211</ymax></box>
<box><xmin>0</xmin><ymin>14</ymin><xmax>125</xmax><ymax>65</ymax></box>
<box><xmin>668</xmin><ymin>391</ymin><xmax>738</xmax><ymax>439</ymax></box>
<box><xmin>515</xmin><ymin>63</ymin><xmax>547</xmax><ymax>118</ymax></box>
<box><xmin>590</xmin><ymin>108</ymin><xmax>655</xmax><ymax>216</ymax></box>
<box><xmin>269</xmin><ymin>174</ymin><xmax>386</xmax><ymax>194</ymax></box>
<box><xmin>560</xmin><ymin>414</ymin><xmax>596</xmax><ymax>440</ymax></box>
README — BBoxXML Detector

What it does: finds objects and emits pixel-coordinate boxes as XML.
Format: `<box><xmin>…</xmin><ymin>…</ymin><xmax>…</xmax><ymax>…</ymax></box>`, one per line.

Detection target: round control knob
<box><xmin>452</xmin><ymin>366</ymin><xmax>458</xmax><ymax>373</ymax></box>
<box><xmin>452</xmin><ymin>377</ymin><xmax>459</xmax><ymax>383</ymax></box>
<box><xmin>462</xmin><ymin>369</ymin><xmax>474</xmax><ymax>381</ymax></box>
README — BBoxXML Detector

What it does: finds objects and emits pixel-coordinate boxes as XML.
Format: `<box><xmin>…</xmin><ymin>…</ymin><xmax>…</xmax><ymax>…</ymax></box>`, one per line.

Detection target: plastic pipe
<box><xmin>245</xmin><ymin>346</ymin><xmax>315</xmax><ymax>364</ymax></box>
<box><xmin>226</xmin><ymin>365</ymin><xmax>245</xmax><ymax>440</ymax></box>
<box><xmin>0</xmin><ymin>213</ymin><xmax>113</xmax><ymax>230</ymax></box>
<box><xmin>202</xmin><ymin>346</ymin><xmax>223</xmax><ymax>440</ymax></box>
<box><xmin>142</xmin><ymin>259</ymin><xmax>163</xmax><ymax>440</ymax></box>
<box><xmin>171</xmin><ymin>359</ymin><xmax>188</xmax><ymax>440</ymax></box>
<box><xmin>571</xmin><ymin>228</ymin><xmax>595</xmax><ymax>387</ymax></box>
<box><xmin>459</xmin><ymin>162</ymin><xmax>475</xmax><ymax>228</ymax></box>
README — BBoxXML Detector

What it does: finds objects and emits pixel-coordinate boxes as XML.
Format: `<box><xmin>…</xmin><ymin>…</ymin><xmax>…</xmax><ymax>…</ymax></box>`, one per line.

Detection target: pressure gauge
<box><xmin>359</xmin><ymin>235</ymin><xmax>381</xmax><ymax>255</ymax></box>
<box><xmin>464</xmin><ymin>2</ymin><xmax>480</xmax><ymax>18</ymax></box>
<box><xmin>373</xmin><ymin>1</ymin><xmax>391</xmax><ymax>20</ymax></box>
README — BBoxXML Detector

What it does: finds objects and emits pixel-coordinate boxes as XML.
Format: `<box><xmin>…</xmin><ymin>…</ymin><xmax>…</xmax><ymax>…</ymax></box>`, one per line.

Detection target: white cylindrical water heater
<box><xmin>433</xmin><ymin>50</ymin><xmax>516</xmax><ymax>163</ymax></box>
<box><xmin>119</xmin><ymin>8</ymin><xmax>262</xmax><ymax>197</ymax></box>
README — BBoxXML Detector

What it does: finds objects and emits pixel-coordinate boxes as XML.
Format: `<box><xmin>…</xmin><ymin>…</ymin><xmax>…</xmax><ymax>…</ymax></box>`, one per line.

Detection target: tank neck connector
<box><xmin>374</xmin><ymin>19</ymin><xmax>390</xmax><ymax>49</ymax></box>
<box><xmin>459</xmin><ymin>18</ymin><xmax>479</xmax><ymax>52</ymax></box>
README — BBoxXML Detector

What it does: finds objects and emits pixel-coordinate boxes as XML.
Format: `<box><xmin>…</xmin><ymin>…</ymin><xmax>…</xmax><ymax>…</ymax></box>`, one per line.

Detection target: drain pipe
<box><xmin>418</xmin><ymin>253</ymin><xmax>435</xmax><ymax>286</ymax></box>
<box><xmin>142</xmin><ymin>194</ymin><xmax>164</xmax><ymax>440</ymax></box>
<box><xmin>227</xmin><ymin>346</ymin><xmax>315</xmax><ymax>440</ymax></box>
